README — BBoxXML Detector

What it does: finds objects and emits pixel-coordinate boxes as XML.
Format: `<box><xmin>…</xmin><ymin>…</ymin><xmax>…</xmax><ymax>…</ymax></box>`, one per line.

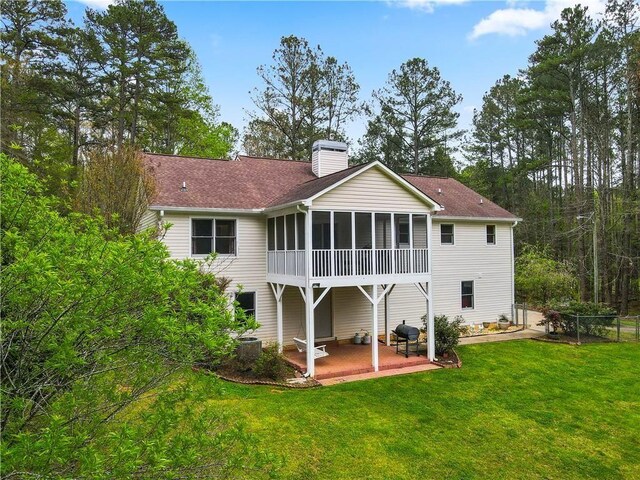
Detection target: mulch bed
<box><xmin>196</xmin><ymin>364</ymin><xmax>321</xmax><ymax>389</ymax></box>
<box><xmin>432</xmin><ymin>349</ymin><xmax>462</xmax><ymax>368</ymax></box>
<box><xmin>533</xmin><ymin>334</ymin><xmax>615</xmax><ymax>345</ymax></box>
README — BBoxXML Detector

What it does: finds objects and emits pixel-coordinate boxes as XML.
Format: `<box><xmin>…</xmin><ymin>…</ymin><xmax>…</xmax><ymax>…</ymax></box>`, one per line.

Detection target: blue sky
<box><xmin>65</xmin><ymin>0</ymin><xmax>607</xmax><ymax>152</ymax></box>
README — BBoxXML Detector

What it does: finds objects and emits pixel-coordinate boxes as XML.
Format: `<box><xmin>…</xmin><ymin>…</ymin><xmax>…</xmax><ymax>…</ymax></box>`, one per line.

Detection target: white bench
<box><xmin>293</xmin><ymin>337</ymin><xmax>329</xmax><ymax>359</ymax></box>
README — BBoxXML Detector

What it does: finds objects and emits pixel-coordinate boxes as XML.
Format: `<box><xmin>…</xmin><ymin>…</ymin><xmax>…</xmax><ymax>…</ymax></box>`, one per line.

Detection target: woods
<box><xmin>1</xmin><ymin>0</ymin><xmax>235</xmax><ymax>197</ymax></box>
<box><xmin>464</xmin><ymin>0</ymin><xmax>639</xmax><ymax>312</ymax></box>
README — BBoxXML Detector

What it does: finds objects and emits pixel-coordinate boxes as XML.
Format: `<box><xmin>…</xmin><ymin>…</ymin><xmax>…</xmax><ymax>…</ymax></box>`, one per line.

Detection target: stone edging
<box><xmin>432</xmin><ymin>349</ymin><xmax>462</xmax><ymax>368</ymax></box>
<box><xmin>193</xmin><ymin>366</ymin><xmax>322</xmax><ymax>389</ymax></box>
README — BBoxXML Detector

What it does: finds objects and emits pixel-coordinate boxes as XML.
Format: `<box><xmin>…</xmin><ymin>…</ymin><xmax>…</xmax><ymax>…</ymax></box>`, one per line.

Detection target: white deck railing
<box><xmin>267</xmin><ymin>248</ymin><xmax>429</xmax><ymax>278</ymax></box>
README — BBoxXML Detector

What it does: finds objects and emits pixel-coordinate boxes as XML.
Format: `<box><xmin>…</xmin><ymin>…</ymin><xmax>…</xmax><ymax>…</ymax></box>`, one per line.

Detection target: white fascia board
<box><xmin>433</xmin><ymin>215</ymin><xmax>523</xmax><ymax>223</ymax></box>
<box><xmin>149</xmin><ymin>205</ymin><xmax>263</xmax><ymax>214</ymax></box>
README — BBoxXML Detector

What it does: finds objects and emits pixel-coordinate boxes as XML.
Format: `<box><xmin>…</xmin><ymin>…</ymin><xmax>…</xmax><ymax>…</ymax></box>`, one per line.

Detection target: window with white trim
<box><xmin>461</xmin><ymin>281</ymin><xmax>474</xmax><ymax>309</ymax></box>
<box><xmin>486</xmin><ymin>225</ymin><xmax>496</xmax><ymax>245</ymax></box>
<box><xmin>441</xmin><ymin>224</ymin><xmax>454</xmax><ymax>245</ymax></box>
<box><xmin>191</xmin><ymin>219</ymin><xmax>236</xmax><ymax>255</ymax></box>
<box><xmin>235</xmin><ymin>292</ymin><xmax>256</xmax><ymax>320</ymax></box>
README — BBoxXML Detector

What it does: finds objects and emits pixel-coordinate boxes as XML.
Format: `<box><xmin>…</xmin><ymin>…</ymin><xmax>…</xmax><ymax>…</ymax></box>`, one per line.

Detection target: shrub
<box><xmin>0</xmin><ymin>155</ymin><xmax>263</xmax><ymax>478</ymax></box>
<box><xmin>422</xmin><ymin>314</ymin><xmax>462</xmax><ymax>356</ymax></box>
<box><xmin>538</xmin><ymin>308</ymin><xmax>563</xmax><ymax>333</ymax></box>
<box><xmin>515</xmin><ymin>245</ymin><xmax>578</xmax><ymax>305</ymax></box>
<box><xmin>253</xmin><ymin>344</ymin><xmax>291</xmax><ymax>381</ymax></box>
<box><xmin>540</xmin><ymin>301</ymin><xmax>617</xmax><ymax>337</ymax></box>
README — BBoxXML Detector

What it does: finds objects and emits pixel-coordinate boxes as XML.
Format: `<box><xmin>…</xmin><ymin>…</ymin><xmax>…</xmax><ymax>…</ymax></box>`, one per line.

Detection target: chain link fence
<box><xmin>543</xmin><ymin>314</ymin><xmax>640</xmax><ymax>343</ymax></box>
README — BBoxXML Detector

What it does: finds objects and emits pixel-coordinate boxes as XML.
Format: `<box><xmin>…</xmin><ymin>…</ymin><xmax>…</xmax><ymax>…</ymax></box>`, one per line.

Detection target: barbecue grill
<box><xmin>393</xmin><ymin>320</ymin><xmax>421</xmax><ymax>358</ymax></box>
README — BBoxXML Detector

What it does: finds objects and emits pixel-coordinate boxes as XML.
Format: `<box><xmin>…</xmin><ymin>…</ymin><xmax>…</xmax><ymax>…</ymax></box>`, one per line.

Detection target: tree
<box><xmin>85</xmin><ymin>0</ymin><xmax>191</xmax><ymax>149</ymax></box>
<box><xmin>242</xmin><ymin>118</ymin><xmax>288</xmax><ymax>158</ymax></box>
<box><xmin>515</xmin><ymin>246</ymin><xmax>579</xmax><ymax>305</ymax></box>
<box><xmin>0</xmin><ymin>0</ymin><xmax>69</xmax><ymax>162</ymax></box>
<box><xmin>75</xmin><ymin>145</ymin><xmax>155</xmax><ymax>234</ymax></box>
<box><xmin>359</xmin><ymin>58</ymin><xmax>462</xmax><ymax>174</ymax></box>
<box><xmin>247</xmin><ymin>35</ymin><xmax>361</xmax><ymax>159</ymax></box>
<box><xmin>322</xmin><ymin>56</ymin><xmax>362</xmax><ymax>140</ymax></box>
<box><xmin>249</xmin><ymin>35</ymin><xmax>321</xmax><ymax>160</ymax></box>
<box><xmin>0</xmin><ymin>154</ymin><xmax>268</xmax><ymax>478</ymax></box>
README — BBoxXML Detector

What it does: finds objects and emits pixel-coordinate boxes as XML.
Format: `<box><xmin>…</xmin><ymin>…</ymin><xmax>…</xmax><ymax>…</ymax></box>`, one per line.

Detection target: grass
<box><xmin>194</xmin><ymin>341</ymin><xmax>640</xmax><ymax>479</ymax></box>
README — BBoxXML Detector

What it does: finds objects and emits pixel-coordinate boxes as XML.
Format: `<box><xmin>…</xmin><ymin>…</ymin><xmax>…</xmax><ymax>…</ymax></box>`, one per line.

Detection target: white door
<box><xmin>314</xmin><ymin>290</ymin><xmax>333</xmax><ymax>339</ymax></box>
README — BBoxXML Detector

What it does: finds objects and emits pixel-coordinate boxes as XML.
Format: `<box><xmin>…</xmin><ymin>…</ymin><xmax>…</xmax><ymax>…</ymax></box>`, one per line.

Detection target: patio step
<box><xmin>314</xmin><ymin>356</ymin><xmax>431</xmax><ymax>380</ymax></box>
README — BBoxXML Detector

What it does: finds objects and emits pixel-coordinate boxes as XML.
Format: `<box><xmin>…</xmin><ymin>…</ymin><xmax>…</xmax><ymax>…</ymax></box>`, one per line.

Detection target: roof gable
<box><xmin>309</xmin><ymin>162</ymin><xmax>440</xmax><ymax>211</ymax></box>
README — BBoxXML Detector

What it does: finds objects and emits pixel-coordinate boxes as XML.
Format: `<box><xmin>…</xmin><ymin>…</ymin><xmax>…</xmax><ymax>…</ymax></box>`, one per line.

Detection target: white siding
<box><xmin>158</xmin><ymin>214</ymin><xmax>515</xmax><ymax>344</ymax></box>
<box><xmin>161</xmin><ymin>212</ymin><xmax>277</xmax><ymax>340</ymax></box>
<box><xmin>431</xmin><ymin>220</ymin><xmax>514</xmax><ymax>323</ymax></box>
<box><xmin>312</xmin><ymin>149</ymin><xmax>348</xmax><ymax>177</ymax></box>
<box><xmin>313</xmin><ymin>167</ymin><xmax>431</xmax><ymax>212</ymax></box>
<box><xmin>381</xmin><ymin>284</ymin><xmax>427</xmax><ymax>331</ymax></box>
<box><xmin>138</xmin><ymin>209</ymin><xmax>158</xmax><ymax>233</ymax></box>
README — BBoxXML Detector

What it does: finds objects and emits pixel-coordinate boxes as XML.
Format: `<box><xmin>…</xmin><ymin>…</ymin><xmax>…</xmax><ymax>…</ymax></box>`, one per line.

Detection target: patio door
<box><xmin>314</xmin><ymin>289</ymin><xmax>333</xmax><ymax>339</ymax></box>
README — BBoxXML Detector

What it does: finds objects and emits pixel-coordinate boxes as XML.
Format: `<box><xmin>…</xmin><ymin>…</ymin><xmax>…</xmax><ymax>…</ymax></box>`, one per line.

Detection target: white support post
<box><xmin>427</xmin><ymin>285</ymin><xmax>435</xmax><ymax>361</ymax></box>
<box><xmin>330</xmin><ymin>210</ymin><xmax>335</xmax><ymax>277</ymax></box>
<box><xmin>269</xmin><ymin>283</ymin><xmax>285</xmax><ymax>353</ymax></box>
<box><xmin>384</xmin><ymin>284</ymin><xmax>395</xmax><ymax>346</ymax></box>
<box><xmin>414</xmin><ymin>282</ymin><xmax>435</xmax><ymax>361</ymax></box>
<box><xmin>351</xmin><ymin>211</ymin><xmax>356</xmax><ymax>275</ymax></box>
<box><xmin>427</xmin><ymin>214</ymin><xmax>433</xmax><ymax>274</ymax></box>
<box><xmin>371</xmin><ymin>212</ymin><xmax>376</xmax><ymax>275</ymax></box>
<box><xmin>304</xmin><ymin>207</ymin><xmax>315</xmax><ymax>377</ymax></box>
<box><xmin>372</xmin><ymin>284</ymin><xmax>379</xmax><ymax>372</ymax></box>
<box><xmin>305</xmin><ymin>285</ymin><xmax>315</xmax><ymax>377</ymax></box>
<box><xmin>390</xmin><ymin>213</ymin><xmax>396</xmax><ymax>275</ymax></box>
<box><xmin>357</xmin><ymin>284</ymin><xmax>394</xmax><ymax>371</ymax></box>
<box><xmin>409</xmin><ymin>213</ymin><xmax>414</xmax><ymax>273</ymax></box>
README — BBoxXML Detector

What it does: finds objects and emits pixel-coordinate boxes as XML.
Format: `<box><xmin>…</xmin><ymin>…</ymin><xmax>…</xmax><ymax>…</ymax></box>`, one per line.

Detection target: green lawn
<box><xmin>200</xmin><ymin>341</ymin><xmax>640</xmax><ymax>479</ymax></box>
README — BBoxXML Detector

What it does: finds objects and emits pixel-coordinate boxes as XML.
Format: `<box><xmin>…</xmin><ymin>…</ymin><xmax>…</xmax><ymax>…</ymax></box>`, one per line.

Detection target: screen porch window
<box><xmin>191</xmin><ymin>219</ymin><xmax>236</xmax><ymax>255</ymax></box>
<box><xmin>441</xmin><ymin>224</ymin><xmax>454</xmax><ymax>245</ymax></box>
<box><xmin>486</xmin><ymin>225</ymin><xmax>496</xmax><ymax>245</ymax></box>
<box><xmin>396</xmin><ymin>215</ymin><xmax>410</xmax><ymax>247</ymax></box>
<box><xmin>461</xmin><ymin>281</ymin><xmax>474</xmax><ymax>309</ymax></box>
<box><xmin>235</xmin><ymin>292</ymin><xmax>256</xmax><ymax>320</ymax></box>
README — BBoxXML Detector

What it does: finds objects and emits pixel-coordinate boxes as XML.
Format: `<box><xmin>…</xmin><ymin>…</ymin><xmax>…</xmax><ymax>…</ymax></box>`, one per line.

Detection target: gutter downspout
<box><xmin>510</xmin><ymin>220</ymin><xmax>519</xmax><ymax>322</ymax></box>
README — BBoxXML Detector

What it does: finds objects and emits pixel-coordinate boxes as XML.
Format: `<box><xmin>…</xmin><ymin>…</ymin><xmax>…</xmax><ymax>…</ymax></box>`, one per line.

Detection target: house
<box><xmin>141</xmin><ymin>140</ymin><xmax>519</xmax><ymax>377</ymax></box>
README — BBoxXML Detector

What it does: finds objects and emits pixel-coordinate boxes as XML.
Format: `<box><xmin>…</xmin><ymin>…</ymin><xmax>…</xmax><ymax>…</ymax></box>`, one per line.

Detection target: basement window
<box><xmin>235</xmin><ymin>292</ymin><xmax>256</xmax><ymax>320</ymax></box>
<box><xmin>461</xmin><ymin>281</ymin><xmax>474</xmax><ymax>309</ymax></box>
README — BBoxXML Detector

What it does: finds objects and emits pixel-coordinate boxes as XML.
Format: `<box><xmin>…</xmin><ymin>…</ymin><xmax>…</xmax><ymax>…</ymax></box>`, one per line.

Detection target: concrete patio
<box><xmin>285</xmin><ymin>341</ymin><xmax>435</xmax><ymax>380</ymax></box>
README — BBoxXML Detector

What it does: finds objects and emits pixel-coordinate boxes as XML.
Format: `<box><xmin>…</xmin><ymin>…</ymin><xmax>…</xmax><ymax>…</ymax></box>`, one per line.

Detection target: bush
<box><xmin>0</xmin><ymin>155</ymin><xmax>263</xmax><ymax>478</ymax></box>
<box><xmin>253</xmin><ymin>344</ymin><xmax>291</xmax><ymax>381</ymax></box>
<box><xmin>515</xmin><ymin>245</ymin><xmax>578</xmax><ymax>305</ymax></box>
<box><xmin>540</xmin><ymin>301</ymin><xmax>617</xmax><ymax>337</ymax></box>
<box><xmin>422</xmin><ymin>314</ymin><xmax>462</xmax><ymax>356</ymax></box>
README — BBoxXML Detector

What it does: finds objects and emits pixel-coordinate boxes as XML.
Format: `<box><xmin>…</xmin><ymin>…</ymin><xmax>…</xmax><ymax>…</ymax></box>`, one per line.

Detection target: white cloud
<box><xmin>388</xmin><ymin>0</ymin><xmax>469</xmax><ymax>14</ymax></box>
<box><xmin>72</xmin><ymin>0</ymin><xmax>114</xmax><ymax>9</ymax></box>
<box><xmin>469</xmin><ymin>0</ymin><xmax>607</xmax><ymax>40</ymax></box>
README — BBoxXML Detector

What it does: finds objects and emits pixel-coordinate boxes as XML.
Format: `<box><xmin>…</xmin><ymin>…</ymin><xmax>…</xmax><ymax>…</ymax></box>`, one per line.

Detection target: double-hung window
<box><xmin>461</xmin><ymin>281</ymin><xmax>474</xmax><ymax>309</ymax></box>
<box><xmin>486</xmin><ymin>225</ymin><xmax>496</xmax><ymax>245</ymax></box>
<box><xmin>235</xmin><ymin>292</ymin><xmax>256</xmax><ymax>321</ymax></box>
<box><xmin>191</xmin><ymin>219</ymin><xmax>236</xmax><ymax>255</ymax></box>
<box><xmin>441</xmin><ymin>224</ymin><xmax>454</xmax><ymax>245</ymax></box>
